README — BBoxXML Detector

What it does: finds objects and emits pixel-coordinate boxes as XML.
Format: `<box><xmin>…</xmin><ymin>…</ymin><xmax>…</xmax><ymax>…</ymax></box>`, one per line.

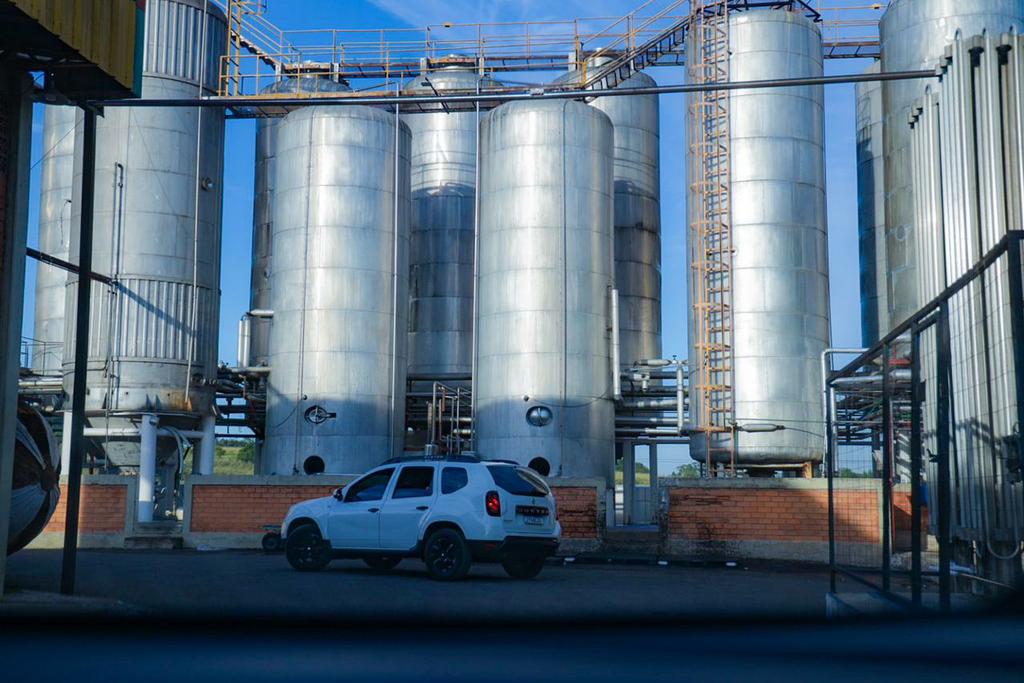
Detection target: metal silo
<box><xmin>264</xmin><ymin>105</ymin><xmax>411</xmax><ymax>475</ymax></box>
<box><xmin>856</xmin><ymin>62</ymin><xmax>887</xmax><ymax>347</ymax></box>
<box><xmin>404</xmin><ymin>64</ymin><xmax>489</xmax><ymax>379</ymax></box>
<box><xmin>688</xmin><ymin>9</ymin><xmax>829</xmax><ymax>468</ymax></box>
<box><xmin>880</xmin><ymin>0</ymin><xmax>1024</xmax><ymax>330</ymax></box>
<box><xmin>555</xmin><ymin>61</ymin><xmax>662</xmax><ymax>367</ymax></box>
<box><xmin>63</xmin><ymin>0</ymin><xmax>226</xmax><ymax>519</ymax></box>
<box><xmin>475</xmin><ymin>99</ymin><xmax>615</xmax><ymax>479</ymax></box>
<box><xmin>249</xmin><ymin>75</ymin><xmax>349</xmax><ymax>369</ymax></box>
<box><xmin>32</xmin><ymin>105</ymin><xmax>76</xmax><ymax>374</ymax></box>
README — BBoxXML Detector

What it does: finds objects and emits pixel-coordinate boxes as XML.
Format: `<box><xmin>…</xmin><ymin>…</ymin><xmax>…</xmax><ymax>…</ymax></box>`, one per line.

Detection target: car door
<box><xmin>328</xmin><ymin>467</ymin><xmax>395</xmax><ymax>550</ymax></box>
<box><xmin>378</xmin><ymin>465</ymin><xmax>437</xmax><ymax>551</ymax></box>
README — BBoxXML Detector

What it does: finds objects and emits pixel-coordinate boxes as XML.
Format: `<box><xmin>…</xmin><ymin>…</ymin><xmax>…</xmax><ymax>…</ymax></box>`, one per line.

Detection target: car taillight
<box><xmin>485</xmin><ymin>490</ymin><xmax>501</xmax><ymax>517</ymax></box>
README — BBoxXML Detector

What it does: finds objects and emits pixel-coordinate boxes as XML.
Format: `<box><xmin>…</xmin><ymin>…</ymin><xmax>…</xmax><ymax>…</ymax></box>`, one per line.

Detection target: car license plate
<box><xmin>525</xmin><ymin>515</ymin><xmax>544</xmax><ymax>526</ymax></box>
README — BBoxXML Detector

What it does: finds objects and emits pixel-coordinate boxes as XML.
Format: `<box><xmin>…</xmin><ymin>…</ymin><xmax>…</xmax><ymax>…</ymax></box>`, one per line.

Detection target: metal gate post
<box><xmin>1004</xmin><ymin>234</ymin><xmax>1024</xmax><ymax>525</ymax></box>
<box><xmin>936</xmin><ymin>301</ymin><xmax>952</xmax><ymax>612</ymax></box>
<box><xmin>881</xmin><ymin>343</ymin><xmax>892</xmax><ymax>592</ymax></box>
<box><xmin>826</xmin><ymin>381</ymin><xmax>836</xmax><ymax>594</ymax></box>
<box><xmin>910</xmin><ymin>326</ymin><xmax>923</xmax><ymax>607</ymax></box>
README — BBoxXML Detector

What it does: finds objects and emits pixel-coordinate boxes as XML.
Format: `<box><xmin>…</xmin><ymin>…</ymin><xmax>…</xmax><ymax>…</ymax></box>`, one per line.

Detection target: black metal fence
<box><xmin>826</xmin><ymin>231</ymin><xmax>1024</xmax><ymax>610</ymax></box>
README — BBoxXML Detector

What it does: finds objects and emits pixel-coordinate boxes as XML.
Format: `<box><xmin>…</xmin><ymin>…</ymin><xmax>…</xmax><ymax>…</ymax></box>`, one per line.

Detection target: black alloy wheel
<box><xmin>423</xmin><ymin>528</ymin><xmax>471</xmax><ymax>581</ymax></box>
<box><xmin>285</xmin><ymin>523</ymin><xmax>331</xmax><ymax>572</ymax></box>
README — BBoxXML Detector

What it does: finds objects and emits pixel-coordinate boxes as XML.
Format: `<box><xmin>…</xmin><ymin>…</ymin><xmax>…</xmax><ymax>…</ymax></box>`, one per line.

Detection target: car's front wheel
<box><xmin>422</xmin><ymin>528</ymin><xmax>471</xmax><ymax>581</ymax></box>
<box><xmin>363</xmin><ymin>556</ymin><xmax>402</xmax><ymax>571</ymax></box>
<box><xmin>285</xmin><ymin>523</ymin><xmax>331</xmax><ymax>572</ymax></box>
<box><xmin>501</xmin><ymin>554</ymin><xmax>545</xmax><ymax>579</ymax></box>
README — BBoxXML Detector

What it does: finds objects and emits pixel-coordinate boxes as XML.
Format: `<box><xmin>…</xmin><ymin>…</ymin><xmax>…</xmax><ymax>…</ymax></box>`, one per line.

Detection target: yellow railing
<box><xmin>213</xmin><ymin>0</ymin><xmax>886</xmax><ymax>98</ymax></box>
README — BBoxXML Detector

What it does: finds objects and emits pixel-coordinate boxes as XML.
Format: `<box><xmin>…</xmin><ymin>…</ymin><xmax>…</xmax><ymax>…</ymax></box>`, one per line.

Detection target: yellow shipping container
<box><xmin>11</xmin><ymin>0</ymin><xmax>141</xmax><ymax>94</ymax></box>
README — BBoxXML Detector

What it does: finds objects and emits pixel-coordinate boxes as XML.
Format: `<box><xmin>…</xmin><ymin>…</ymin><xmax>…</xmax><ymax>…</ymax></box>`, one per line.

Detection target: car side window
<box><xmin>344</xmin><ymin>468</ymin><xmax>395</xmax><ymax>502</ymax></box>
<box><xmin>392</xmin><ymin>466</ymin><xmax>435</xmax><ymax>499</ymax></box>
<box><xmin>441</xmin><ymin>467</ymin><xmax>468</xmax><ymax>495</ymax></box>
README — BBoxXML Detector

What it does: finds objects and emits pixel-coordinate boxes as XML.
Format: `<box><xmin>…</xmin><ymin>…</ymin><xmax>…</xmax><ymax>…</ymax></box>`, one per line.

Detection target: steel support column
<box><xmin>0</xmin><ymin>68</ymin><xmax>33</xmax><ymax>597</ymax></box>
<box><xmin>60</xmin><ymin>107</ymin><xmax>98</xmax><ymax>595</ymax></box>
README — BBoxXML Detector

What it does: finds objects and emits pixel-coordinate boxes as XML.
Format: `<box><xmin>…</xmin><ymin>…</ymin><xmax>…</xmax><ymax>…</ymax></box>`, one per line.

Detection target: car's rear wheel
<box><xmin>363</xmin><ymin>556</ymin><xmax>402</xmax><ymax>571</ymax></box>
<box><xmin>285</xmin><ymin>523</ymin><xmax>331</xmax><ymax>572</ymax></box>
<box><xmin>423</xmin><ymin>528</ymin><xmax>471</xmax><ymax>581</ymax></box>
<box><xmin>501</xmin><ymin>554</ymin><xmax>545</xmax><ymax>579</ymax></box>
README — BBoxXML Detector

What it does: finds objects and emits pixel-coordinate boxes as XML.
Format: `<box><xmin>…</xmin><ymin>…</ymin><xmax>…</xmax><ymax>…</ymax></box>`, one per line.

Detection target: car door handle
<box><xmin>368</xmin><ymin>508</ymin><xmax>380</xmax><ymax>513</ymax></box>
<box><xmin>416</xmin><ymin>506</ymin><xmax>429</xmax><ymax>511</ymax></box>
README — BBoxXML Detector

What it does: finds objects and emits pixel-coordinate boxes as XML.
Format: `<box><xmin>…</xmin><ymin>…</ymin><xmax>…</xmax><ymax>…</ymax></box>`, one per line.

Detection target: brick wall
<box><xmin>43</xmin><ymin>482</ymin><xmax>127</xmax><ymax>533</ymax></box>
<box><xmin>893</xmin><ymin>488</ymin><xmax>929</xmax><ymax>552</ymax></box>
<box><xmin>189</xmin><ymin>484</ymin><xmax>339</xmax><ymax>533</ymax></box>
<box><xmin>667</xmin><ymin>486</ymin><xmax>879</xmax><ymax>544</ymax></box>
<box><xmin>552</xmin><ymin>486</ymin><xmax>599</xmax><ymax>539</ymax></box>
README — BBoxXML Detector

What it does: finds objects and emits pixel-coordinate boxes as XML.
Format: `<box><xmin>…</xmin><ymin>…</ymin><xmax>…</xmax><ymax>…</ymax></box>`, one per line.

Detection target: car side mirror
<box><xmin>333</xmin><ymin>487</ymin><xmax>345</xmax><ymax>501</ymax></box>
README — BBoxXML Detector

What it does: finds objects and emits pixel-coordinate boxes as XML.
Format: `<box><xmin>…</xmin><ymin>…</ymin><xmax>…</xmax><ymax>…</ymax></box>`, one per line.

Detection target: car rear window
<box><xmin>487</xmin><ymin>464</ymin><xmax>550</xmax><ymax>496</ymax></box>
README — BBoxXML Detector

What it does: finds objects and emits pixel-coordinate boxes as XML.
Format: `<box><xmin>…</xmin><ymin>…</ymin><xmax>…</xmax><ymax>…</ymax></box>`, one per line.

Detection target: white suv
<box><xmin>280</xmin><ymin>455</ymin><xmax>561</xmax><ymax>580</ymax></box>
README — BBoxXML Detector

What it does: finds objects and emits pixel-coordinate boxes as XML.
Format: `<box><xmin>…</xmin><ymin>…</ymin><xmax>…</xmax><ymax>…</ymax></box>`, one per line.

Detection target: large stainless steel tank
<box><xmin>555</xmin><ymin>61</ymin><xmax>662</xmax><ymax>367</ymax></box>
<box><xmin>687</xmin><ymin>9</ymin><xmax>829</xmax><ymax>467</ymax></box>
<box><xmin>856</xmin><ymin>62</ymin><xmax>887</xmax><ymax>346</ymax></box>
<box><xmin>475</xmin><ymin>99</ymin><xmax>615</xmax><ymax>479</ymax></box>
<box><xmin>32</xmin><ymin>105</ymin><xmax>76</xmax><ymax>374</ymax></box>
<box><xmin>880</xmin><ymin>0</ymin><xmax>1024</xmax><ymax>330</ymax></box>
<box><xmin>909</xmin><ymin>31</ymin><xmax>1024</xmax><ymax>576</ymax></box>
<box><xmin>404</xmin><ymin>65</ymin><xmax>488</xmax><ymax>379</ymax></box>
<box><xmin>63</xmin><ymin>0</ymin><xmax>226</xmax><ymax>468</ymax></box>
<box><xmin>264</xmin><ymin>105</ymin><xmax>411</xmax><ymax>475</ymax></box>
<box><xmin>250</xmin><ymin>75</ymin><xmax>349</xmax><ymax>368</ymax></box>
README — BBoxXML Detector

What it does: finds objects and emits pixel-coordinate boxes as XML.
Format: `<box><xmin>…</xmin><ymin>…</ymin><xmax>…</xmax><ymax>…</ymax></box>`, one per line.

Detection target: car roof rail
<box><xmin>379</xmin><ymin>453</ymin><xmax>482</xmax><ymax>466</ymax></box>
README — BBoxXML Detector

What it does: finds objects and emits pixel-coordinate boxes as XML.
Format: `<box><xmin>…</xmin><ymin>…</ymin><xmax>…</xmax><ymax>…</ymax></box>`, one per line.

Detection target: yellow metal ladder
<box><xmin>687</xmin><ymin>0</ymin><xmax>735</xmax><ymax>476</ymax></box>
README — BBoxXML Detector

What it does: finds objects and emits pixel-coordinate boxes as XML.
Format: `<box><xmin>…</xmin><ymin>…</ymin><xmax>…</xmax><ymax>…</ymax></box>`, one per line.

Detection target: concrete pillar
<box><xmin>60</xmin><ymin>410</ymin><xmax>73</xmax><ymax>476</ymax></box>
<box><xmin>198</xmin><ymin>414</ymin><xmax>216</xmax><ymax>475</ymax></box>
<box><xmin>137</xmin><ymin>414</ymin><xmax>159</xmax><ymax>522</ymax></box>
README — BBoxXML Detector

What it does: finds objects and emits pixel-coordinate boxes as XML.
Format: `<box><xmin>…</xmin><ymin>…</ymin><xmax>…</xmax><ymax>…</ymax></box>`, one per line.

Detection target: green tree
<box><xmin>673</xmin><ymin>463</ymin><xmax>701</xmax><ymax>479</ymax></box>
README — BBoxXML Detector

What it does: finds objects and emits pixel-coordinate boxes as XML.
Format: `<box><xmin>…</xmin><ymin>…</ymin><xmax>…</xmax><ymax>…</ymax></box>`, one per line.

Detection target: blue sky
<box><xmin>21</xmin><ymin>1</ymin><xmax>874</xmax><ymax>471</ymax></box>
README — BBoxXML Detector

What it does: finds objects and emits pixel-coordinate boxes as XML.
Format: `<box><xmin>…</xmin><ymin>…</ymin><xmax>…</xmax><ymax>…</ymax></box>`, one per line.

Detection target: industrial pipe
<box><xmin>621</xmin><ymin>387</ymin><xmax>683</xmax><ymax>396</ymax></box>
<box><xmin>611</xmin><ymin>287</ymin><xmax>621</xmax><ymax>400</ymax></box>
<box><xmin>619</xmin><ymin>398</ymin><xmax>679</xmax><ymax>410</ymax></box>
<box><xmin>17</xmin><ymin>377</ymin><xmax>64</xmax><ymax>390</ymax></box>
<box><xmin>676</xmin><ymin>362</ymin><xmax>685</xmax><ymax>434</ymax></box>
<box><xmin>92</xmin><ymin>70</ymin><xmax>938</xmax><ymax>111</ymax></box>
<box><xmin>615</xmin><ymin>416</ymin><xmax>682</xmax><ymax>426</ymax></box>
<box><xmin>237</xmin><ymin>316</ymin><xmax>251</xmax><ymax>369</ymax></box>
<box><xmin>830</xmin><ymin>369</ymin><xmax>912</xmax><ymax>386</ymax></box>
<box><xmin>81</xmin><ymin>426</ymin><xmax>205</xmax><ymax>440</ymax></box>
<box><xmin>620</xmin><ymin>368</ymin><xmax>681</xmax><ymax>380</ymax></box>
<box><xmin>821</xmin><ymin>347</ymin><xmax>867</xmax><ymax>464</ymax></box>
<box><xmin>198</xmin><ymin>414</ymin><xmax>216</xmax><ymax>475</ymax></box>
<box><xmin>137</xmin><ymin>415</ymin><xmax>158</xmax><ymax>523</ymax></box>
<box><xmin>616</xmin><ymin>425</ymin><xmax>695</xmax><ymax>437</ymax></box>
<box><xmin>634</xmin><ymin>359</ymin><xmax>673</xmax><ymax>367</ymax></box>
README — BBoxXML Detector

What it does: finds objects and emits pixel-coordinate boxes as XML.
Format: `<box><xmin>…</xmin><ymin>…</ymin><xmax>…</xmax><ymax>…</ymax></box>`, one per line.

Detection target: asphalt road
<box><xmin>3</xmin><ymin>549</ymin><xmax>849</xmax><ymax>618</ymax></box>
